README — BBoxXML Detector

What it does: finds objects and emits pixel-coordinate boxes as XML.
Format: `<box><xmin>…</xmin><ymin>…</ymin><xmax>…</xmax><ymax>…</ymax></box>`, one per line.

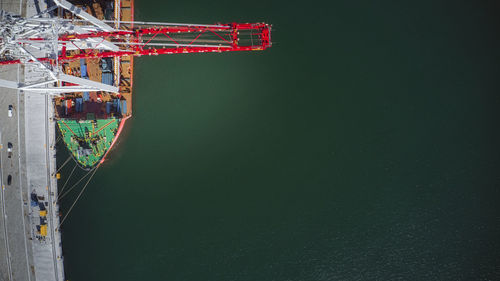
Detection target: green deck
<box><xmin>57</xmin><ymin>118</ymin><xmax>120</xmax><ymax>168</ymax></box>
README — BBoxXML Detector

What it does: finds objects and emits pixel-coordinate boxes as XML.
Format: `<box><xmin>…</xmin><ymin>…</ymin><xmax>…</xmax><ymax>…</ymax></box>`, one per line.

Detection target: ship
<box><xmin>55</xmin><ymin>0</ymin><xmax>134</xmax><ymax>170</ymax></box>
<box><xmin>0</xmin><ymin>1</ymin><xmax>271</xmax><ymax>170</ymax></box>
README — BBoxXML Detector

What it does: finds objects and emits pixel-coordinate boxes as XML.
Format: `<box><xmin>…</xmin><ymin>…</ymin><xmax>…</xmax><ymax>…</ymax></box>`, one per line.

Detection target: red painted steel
<box><xmin>0</xmin><ymin>22</ymin><xmax>271</xmax><ymax>65</ymax></box>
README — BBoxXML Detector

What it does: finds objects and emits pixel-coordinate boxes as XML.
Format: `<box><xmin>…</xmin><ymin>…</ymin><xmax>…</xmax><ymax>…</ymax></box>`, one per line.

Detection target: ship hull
<box><xmin>56</xmin><ymin>0</ymin><xmax>134</xmax><ymax>169</ymax></box>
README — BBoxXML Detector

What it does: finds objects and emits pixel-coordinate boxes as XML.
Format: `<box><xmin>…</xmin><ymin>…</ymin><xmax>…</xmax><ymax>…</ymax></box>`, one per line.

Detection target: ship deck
<box><xmin>58</xmin><ymin>118</ymin><xmax>120</xmax><ymax>168</ymax></box>
<box><xmin>54</xmin><ymin>0</ymin><xmax>134</xmax><ymax>119</ymax></box>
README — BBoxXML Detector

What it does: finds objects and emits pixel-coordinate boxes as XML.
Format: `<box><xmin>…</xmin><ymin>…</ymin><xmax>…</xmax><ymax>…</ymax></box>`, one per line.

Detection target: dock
<box><xmin>0</xmin><ymin>0</ymin><xmax>65</xmax><ymax>280</ymax></box>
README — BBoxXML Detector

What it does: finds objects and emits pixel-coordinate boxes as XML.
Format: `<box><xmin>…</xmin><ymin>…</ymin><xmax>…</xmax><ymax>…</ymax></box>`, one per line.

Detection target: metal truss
<box><xmin>0</xmin><ymin>0</ymin><xmax>271</xmax><ymax>94</ymax></box>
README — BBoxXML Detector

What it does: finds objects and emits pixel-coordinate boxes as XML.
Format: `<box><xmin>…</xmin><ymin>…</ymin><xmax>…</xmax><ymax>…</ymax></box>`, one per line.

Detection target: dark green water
<box><xmin>58</xmin><ymin>1</ymin><xmax>500</xmax><ymax>280</ymax></box>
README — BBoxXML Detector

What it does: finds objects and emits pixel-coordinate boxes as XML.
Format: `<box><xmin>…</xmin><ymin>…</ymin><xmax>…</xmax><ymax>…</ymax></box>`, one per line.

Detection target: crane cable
<box><xmin>58</xmin><ymin>164</ymin><xmax>77</xmax><ymax>195</ymax></box>
<box><xmin>57</xmin><ymin>164</ymin><xmax>100</xmax><ymax>229</ymax></box>
<box><xmin>58</xmin><ymin>166</ymin><xmax>96</xmax><ymax>200</ymax></box>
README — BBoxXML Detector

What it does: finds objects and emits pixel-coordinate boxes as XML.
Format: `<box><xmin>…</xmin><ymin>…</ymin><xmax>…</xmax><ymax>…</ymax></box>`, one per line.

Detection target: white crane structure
<box><xmin>0</xmin><ymin>0</ymin><xmax>119</xmax><ymax>94</ymax></box>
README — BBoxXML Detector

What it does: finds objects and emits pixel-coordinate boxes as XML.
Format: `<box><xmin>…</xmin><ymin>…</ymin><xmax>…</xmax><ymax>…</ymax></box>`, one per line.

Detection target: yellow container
<box><xmin>40</xmin><ymin>225</ymin><xmax>47</xmax><ymax>236</ymax></box>
<box><xmin>40</xmin><ymin>210</ymin><xmax>47</xmax><ymax>217</ymax></box>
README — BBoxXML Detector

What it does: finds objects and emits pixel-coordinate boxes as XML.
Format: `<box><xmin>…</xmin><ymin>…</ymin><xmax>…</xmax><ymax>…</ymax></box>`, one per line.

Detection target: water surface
<box><xmin>59</xmin><ymin>1</ymin><xmax>500</xmax><ymax>280</ymax></box>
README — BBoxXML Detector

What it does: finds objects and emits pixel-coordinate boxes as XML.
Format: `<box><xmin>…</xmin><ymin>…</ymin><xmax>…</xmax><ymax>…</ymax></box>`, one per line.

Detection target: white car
<box><xmin>7</xmin><ymin>142</ymin><xmax>12</xmax><ymax>158</ymax></box>
<box><xmin>8</xmin><ymin>105</ymin><xmax>13</xmax><ymax>118</ymax></box>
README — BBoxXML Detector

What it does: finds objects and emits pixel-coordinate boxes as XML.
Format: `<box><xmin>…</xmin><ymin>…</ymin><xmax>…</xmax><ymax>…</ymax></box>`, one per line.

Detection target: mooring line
<box><xmin>59</xmin><ymin>164</ymin><xmax>77</xmax><ymax>195</ymax></box>
<box><xmin>55</xmin><ymin>155</ymin><xmax>72</xmax><ymax>173</ymax></box>
<box><xmin>58</xmin><ymin>166</ymin><xmax>95</xmax><ymax>200</ymax></box>
<box><xmin>57</xmin><ymin>164</ymin><xmax>100</xmax><ymax>229</ymax></box>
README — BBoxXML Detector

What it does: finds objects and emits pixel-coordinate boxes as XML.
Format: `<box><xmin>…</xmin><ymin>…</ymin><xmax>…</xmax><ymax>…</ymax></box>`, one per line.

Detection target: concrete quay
<box><xmin>0</xmin><ymin>1</ymin><xmax>65</xmax><ymax>281</ymax></box>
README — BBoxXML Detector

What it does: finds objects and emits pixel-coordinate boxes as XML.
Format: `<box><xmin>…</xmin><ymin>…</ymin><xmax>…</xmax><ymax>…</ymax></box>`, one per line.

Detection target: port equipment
<box><xmin>0</xmin><ymin>0</ymin><xmax>271</xmax><ymax>94</ymax></box>
<box><xmin>55</xmin><ymin>22</ymin><xmax>271</xmax><ymax>61</ymax></box>
<box><xmin>0</xmin><ymin>21</ymin><xmax>271</xmax><ymax>63</ymax></box>
<box><xmin>39</xmin><ymin>225</ymin><xmax>48</xmax><ymax>236</ymax></box>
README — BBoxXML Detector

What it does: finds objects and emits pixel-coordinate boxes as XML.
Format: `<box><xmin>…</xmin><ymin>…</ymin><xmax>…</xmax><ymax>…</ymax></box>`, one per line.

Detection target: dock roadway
<box><xmin>0</xmin><ymin>1</ymin><xmax>64</xmax><ymax>280</ymax></box>
<box><xmin>0</xmin><ymin>64</ymin><xmax>34</xmax><ymax>281</ymax></box>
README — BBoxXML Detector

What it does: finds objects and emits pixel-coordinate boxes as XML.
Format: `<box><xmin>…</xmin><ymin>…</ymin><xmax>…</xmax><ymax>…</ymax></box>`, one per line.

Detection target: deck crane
<box><xmin>0</xmin><ymin>0</ymin><xmax>271</xmax><ymax>94</ymax></box>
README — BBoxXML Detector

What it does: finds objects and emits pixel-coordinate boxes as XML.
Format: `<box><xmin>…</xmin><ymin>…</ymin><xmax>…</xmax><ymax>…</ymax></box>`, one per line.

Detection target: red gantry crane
<box><xmin>0</xmin><ymin>0</ymin><xmax>271</xmax><ymax>93</ymax></box>
<box><xmin>2</xmin><ymin>22</ymin><xmax>271</xmax><ymax>65</ymax></box>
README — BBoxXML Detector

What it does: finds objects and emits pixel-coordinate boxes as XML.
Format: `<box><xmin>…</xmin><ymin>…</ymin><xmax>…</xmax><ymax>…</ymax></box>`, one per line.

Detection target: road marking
<box><xmin>18</xmin><ymin>46</ymin><xmax>33</xmax><ymax>281</ymax></box>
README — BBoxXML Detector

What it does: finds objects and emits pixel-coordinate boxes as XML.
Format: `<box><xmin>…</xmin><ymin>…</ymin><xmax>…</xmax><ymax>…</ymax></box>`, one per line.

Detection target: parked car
<box><xmin>8</xmin><ymin>105</ymin><xmax>13</xmax><ymax>118</ymax></box>
<box><xmin>7</xmin><ymin>142</ymin><xmax>12</xmax><ymax>158</ymax></box>
<box><xmin>7</xmin><ymin>175</ymin><xmax>12</xmax><ymax>185</ymax></box>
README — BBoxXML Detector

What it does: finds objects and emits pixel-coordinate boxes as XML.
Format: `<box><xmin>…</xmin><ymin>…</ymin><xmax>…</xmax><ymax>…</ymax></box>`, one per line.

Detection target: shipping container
<box><xmin>101</xmin><ymin>58</ymin><xmax>113</xmax><ymax>72</ymax></box>
<box><xmin>102</xmin><ymin>72</ymin><xmax>114</xmax><ymax>86</ymax></box>
<box><xmin>106</xmin><ymin>102</ymin><xmax>111</xmax><ymax>114</ymax></box>
<box><xmin>121</xmin><ymin>100</ymin><xmax>127</xmax><ymax>115</ymax></box>
<box><xmin>40</xmin><ymin>225</ymin><xmax>47</xmax><ymax>236</ymax></box>
<box><xmin>76</xmin><ymin>98</ymin><xmax>83</xmax><ymax>112</ymax></box>
<box><xmin>80</xmin><ymin>59</ymin><xmax>88</xmax><ymax>78</ymax></box>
